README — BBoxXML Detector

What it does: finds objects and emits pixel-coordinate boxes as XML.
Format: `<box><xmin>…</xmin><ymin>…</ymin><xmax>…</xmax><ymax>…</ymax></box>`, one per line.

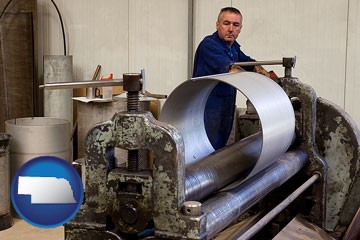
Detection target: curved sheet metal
<box><xmin>159</xmin><ymin>72</ymin><xmax>295</xmax><ymax>178</ymax></box>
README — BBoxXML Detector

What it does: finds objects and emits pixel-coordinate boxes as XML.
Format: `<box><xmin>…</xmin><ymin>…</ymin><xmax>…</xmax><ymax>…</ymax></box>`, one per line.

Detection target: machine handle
<box><xmin>231</xmin><ymin>57</ymin><xmax>296</xmax><ymax>68</ymax></box>
<box><xmin>39</xmin><ymin>79</ymin><xmax>123</xmax><ymax>90</ymax></box>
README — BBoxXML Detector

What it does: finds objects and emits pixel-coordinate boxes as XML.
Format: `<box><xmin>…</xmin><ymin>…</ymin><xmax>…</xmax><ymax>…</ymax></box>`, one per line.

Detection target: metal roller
<box><xmin>203</xmin><ymin>150</ymin><xmax>308</xmax><ymax>239</ymax></box>
<box><xmin>160</xmin><ymin>72</ymin><xmax>295</xmax><ymax>179</ymax></box>
<box><xmin>185</xmin><ymin>133</ymin><xmax>262</xmax><ymax>201</ymax></box>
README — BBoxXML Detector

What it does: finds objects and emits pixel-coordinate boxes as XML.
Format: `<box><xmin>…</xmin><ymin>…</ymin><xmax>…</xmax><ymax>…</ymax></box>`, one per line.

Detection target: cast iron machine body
<box><xmin>65</xmin><ymin>61</ymin><xmax>360</xmax><ymax>239</ymax></box>
<box><xmin>65</xmin><ymin>73</ymin><xmax>206</xmax><ymax>239</ymax></box>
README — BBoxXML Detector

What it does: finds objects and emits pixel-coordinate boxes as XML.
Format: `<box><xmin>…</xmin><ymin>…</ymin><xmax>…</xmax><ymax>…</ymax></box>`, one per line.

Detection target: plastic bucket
<box><xmin>5</xmin><ymin>117</ymin><xmax>71</xmax><ymax>181</ymax></box>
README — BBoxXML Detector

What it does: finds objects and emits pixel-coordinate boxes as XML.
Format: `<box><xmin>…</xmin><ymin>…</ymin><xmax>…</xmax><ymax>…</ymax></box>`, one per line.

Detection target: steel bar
<box><xmin>202</xmin><ymin>150</ymin><xmax>308</xmax><ymax>239</ymax></box>
<box><xmin>231</xmin><ymin>60</ymin><xmax>283</xmax><ymax>67</ymax></box>
<box><xmin>185</xmin><ymin>133</ymin><xmax>261</xmax><ymax>201</ymax></box>
<box><xmin>39</xmin><ymin>79</ymin><xmax>123</xmax><ymax>90</ymax></box>
<box><xmin>236</xmin><ymin>173</ymin><xmax>320</xmax><ymax>240</ymax></box>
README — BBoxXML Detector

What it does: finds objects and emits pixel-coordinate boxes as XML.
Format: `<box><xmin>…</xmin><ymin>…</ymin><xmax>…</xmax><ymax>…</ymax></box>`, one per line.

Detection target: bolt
<box><xmin>183</xmin><ymin>201</ymin><xmax>202</xmax><ymax>216</ymax></box>
<box><xmin>120</xmin><ymin>203</ymin><xmax>138</xmax><ymax>225</ymax></box>
<box><xmin>283</xmin><ymin>57</ymin><xmax>296</xmax><ymax>78</ymax></box>
<box><xmin>123</xmin><ymin>73</ymin><xmax>142</xmax><ymax>92</ymax></box>
<box><xmin>123</xmin><ymin>73</ymin><xmax>142</xmax><ymax>171</ymax></box>
<box><xmin>123</xmin><ymin>73</ymin><xmax>142</xmax><ymax>112</ymax></box>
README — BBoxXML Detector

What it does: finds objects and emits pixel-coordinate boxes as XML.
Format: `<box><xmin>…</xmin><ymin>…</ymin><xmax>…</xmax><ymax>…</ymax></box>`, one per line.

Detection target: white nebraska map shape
<box><xmin>18</xmin><ymin>176</ymin><xmax>77</xmax><ymax>204</ymax></box>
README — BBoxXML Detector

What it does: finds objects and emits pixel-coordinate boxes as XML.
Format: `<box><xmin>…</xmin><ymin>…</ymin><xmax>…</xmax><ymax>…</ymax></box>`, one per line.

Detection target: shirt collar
<box><xmin>212</xmin><ymin>31</ymin><xmax>241</xmax><ymax>49</ymax></box>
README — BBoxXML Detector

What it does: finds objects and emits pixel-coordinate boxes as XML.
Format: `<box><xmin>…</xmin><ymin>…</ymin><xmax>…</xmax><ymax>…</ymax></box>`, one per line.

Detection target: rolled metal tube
<box><xmin>237</xmin><ymin>173</ymin><xmax>320</xmax><ymax>240</ymax></box>
<box><xmin>39</xmin><ymin>79</ymin><xmax>123</xmax><ymax>90</ymax></box>
<box><xmin>202</xmin><ymin>150</ymin><xmax>308</xmax><ymax>239</ymax></box>
<box><xmin>160</xmin><ymin>72</ymin><xmax>295</xmax><ymax>179</ymax></box>
<box><xmin>185</xmin><ymin>133</ymin><xmax>262</xmax><ymax>201</ymax></box>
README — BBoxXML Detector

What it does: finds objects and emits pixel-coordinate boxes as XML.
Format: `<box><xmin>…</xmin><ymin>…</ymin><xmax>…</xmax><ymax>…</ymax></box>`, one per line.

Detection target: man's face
<box><xmin>216</xmin><ymin>11</ymin><xmax>242</xmax><ymax>46</ymax></box>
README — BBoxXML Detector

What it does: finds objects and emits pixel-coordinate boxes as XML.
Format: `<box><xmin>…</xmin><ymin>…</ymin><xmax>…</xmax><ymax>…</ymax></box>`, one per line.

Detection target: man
<box><xmin>193</xmin><ymin>7</ymin><xmax>269</xmax><ymax>150</ymax></box>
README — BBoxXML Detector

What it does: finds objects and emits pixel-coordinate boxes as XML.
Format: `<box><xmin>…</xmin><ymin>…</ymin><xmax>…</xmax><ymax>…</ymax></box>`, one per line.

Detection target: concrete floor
<box><xmin>0</xmin><ymin>218</ymin><xmax>63</xmax><ymax>240</ymax></box>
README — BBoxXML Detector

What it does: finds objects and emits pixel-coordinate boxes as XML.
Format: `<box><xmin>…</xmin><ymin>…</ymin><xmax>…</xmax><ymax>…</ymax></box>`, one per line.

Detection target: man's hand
<box><xmin>255</xmin><ymin>66</ymin><xmax>280</xmax><ymax>83</ymax></box>
<box><xmin>229</xmin><ymin>64</ymin><xmax>279</xmax><ymax>83</ymax></box>
<box><xmin>229</xmin><ymin>65</ymin><xmax>246</xmax><ymax>73</ymax></box>
<box><xmin>254</xmin><ymin>65</ymin><xmax>271</xmax><ymax>78</ymax></box>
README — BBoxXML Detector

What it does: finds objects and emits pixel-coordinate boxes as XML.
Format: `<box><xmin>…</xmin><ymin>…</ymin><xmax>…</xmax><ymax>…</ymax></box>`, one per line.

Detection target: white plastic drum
<box><xmin>5</xmin><ymin>117</ymin><xmax>71</xmax><ymax>180</ymax></box>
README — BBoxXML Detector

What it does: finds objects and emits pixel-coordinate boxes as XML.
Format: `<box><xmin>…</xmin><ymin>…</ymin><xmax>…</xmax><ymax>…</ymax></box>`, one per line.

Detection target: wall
<box><xmin>37</xmin><ymin>0</ymin><xmax>190</xmax><ymax>96</ymax></box>
<box><xmin>194</xmin><ymin>0</ymin><xmax>359</xmax><ymax>127</ymax></box>
<box><xmin>38</xmin><ymin>0</ymin><xmax>360</xmax><ymax>127</ymax></box>
<box><xmin>345</xmin><ymin>0</ymin><xmax>360</xmax><ymax>127</ymax></box>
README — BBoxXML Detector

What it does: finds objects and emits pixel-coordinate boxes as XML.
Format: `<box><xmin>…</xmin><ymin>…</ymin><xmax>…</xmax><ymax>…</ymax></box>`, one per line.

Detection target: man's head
<box><xmin>216</xmin><ymin>7</ymin><xmax>243</xmax><ymax>46</ymax></box>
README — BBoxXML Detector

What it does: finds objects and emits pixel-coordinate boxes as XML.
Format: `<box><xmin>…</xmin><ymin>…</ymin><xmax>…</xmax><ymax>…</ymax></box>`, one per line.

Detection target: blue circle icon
<box><xmin>11</xmin><ymin>156</ymin><xmax>84</xmax><ymax>228</ymax></box>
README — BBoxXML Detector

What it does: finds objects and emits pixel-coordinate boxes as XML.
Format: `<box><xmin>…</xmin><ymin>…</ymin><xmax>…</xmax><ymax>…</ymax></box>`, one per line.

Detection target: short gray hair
<box><xmin>217</xmin><ymin>7</ymin><xmax>242</xmax><ymax>21</ymax></box>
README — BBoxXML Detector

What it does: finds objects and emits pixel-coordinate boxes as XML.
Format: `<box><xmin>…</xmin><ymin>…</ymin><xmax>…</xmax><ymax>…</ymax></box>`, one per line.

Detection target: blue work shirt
<box><xmin>193</xmin><ymin>32</ymin><xmax>255</xmax><ymax>77</ymax></box>
<box><xmin>192</xmin><ymin>32</ymin><xmax>255</xmax><ymax>149</ymax></box>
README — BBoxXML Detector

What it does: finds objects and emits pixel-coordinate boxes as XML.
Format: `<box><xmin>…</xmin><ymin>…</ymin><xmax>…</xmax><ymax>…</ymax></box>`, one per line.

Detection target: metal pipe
<box><xmin>39</xmin><ymin>79</ymin><xmax>123</xmax><ymax>90</ymax></box>
<box><xmin>202</xmin><ymin>150</ymin><xmax>308</xmax><ymax>239</ymax></box>
<box><xmin>185</xmin><ymin>133</ymin><xmax>262</xmax><ymax>201</ymax></box>
<box><xmin>236</xmin><ymin>173</ymin><xmax>320</xmax><ymax>240</ymax></box>
<box><xmin>232</xmin><ymin>60</ymin><xmax>283</xmax><ymax>67</ymax></box>
<box><xmin>43</xmin><ymin>55</ymin><xmax>73</xmax><ymax>125</ymax></box>
<box><xmin>232</xmin><ymin>57</ymin><xmax>296</xmax><ymax>69</ymax></box>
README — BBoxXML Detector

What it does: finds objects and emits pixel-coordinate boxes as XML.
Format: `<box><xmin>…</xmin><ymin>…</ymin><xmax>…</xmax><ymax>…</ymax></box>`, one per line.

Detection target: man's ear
<box><xmin>216</xmin><ymin>21</ymin><xmax>219</xmax><ymax>30</ymax></box>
